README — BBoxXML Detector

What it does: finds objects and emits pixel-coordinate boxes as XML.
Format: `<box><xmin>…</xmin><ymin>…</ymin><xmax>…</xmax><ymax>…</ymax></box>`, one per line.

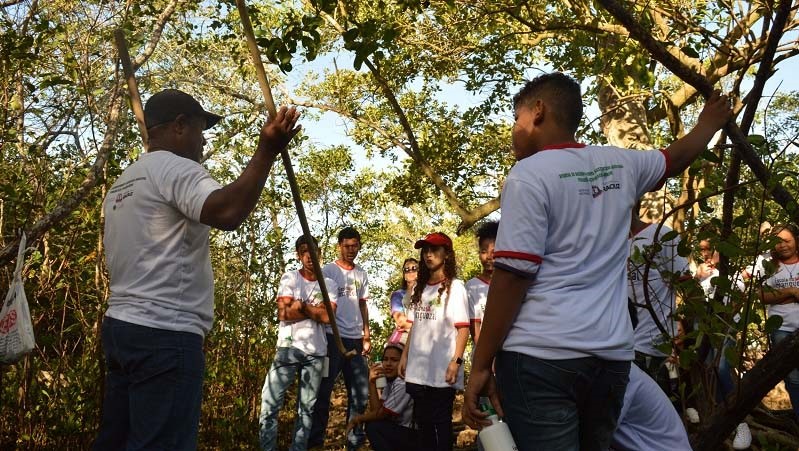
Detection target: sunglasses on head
<box><xmin>403</xmin><ymin>266</ymin><xmax>418</xmax><ymax>273</ymax></box>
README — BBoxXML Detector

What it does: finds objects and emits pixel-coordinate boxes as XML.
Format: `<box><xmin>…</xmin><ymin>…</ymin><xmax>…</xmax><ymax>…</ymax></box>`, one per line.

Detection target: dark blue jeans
<box><xmin>405</xmin><ymin>383</ymin><xmax>455</xmax><ymax>451</ymax></box>
<box><xmin>93</xmin><ymin>317</ymin><xmax>205</xmax><ymax>451</ymax></box>
<box><xmin>309</xmin><ymin>335</ymin><xmax>368</xmax><ymax>450</ymax></box>
<box><xmin>495</xmin><ymin>351</ymin><xmax>630</xmax><ymax>451</ymax></box>
<box><xmin>715</xmin><ymin>337</ymin><xmax>736</xmax><ymax>401</ymax></box>
<box><xmin>772</xmin><ymin>330</ymin><xmax>799</xmax><ymax>418</ymax></box>
<box><xmin>365</xmin><ymin>420</ymin><xmax>419</xmax><ymax>451</ymax></box>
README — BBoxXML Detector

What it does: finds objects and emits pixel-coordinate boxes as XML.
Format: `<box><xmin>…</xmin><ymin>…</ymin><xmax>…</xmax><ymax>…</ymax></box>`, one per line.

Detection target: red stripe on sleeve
<box><xmin>493</xmin><ymin>251</ymin><xmax>543</xmax><ymax>264</ymax></box>
<box><xmin>660</xmin><ymin>148</ymin><xmax>671</xmax><ymax>176</ymax></box>
<box><xmin>455</xmin><ymin>322</ymin><xmax>470</xmax><ymax>328</ymax></box>
<box><xmin>652</xmin><ymin>148</ymin><xmax>671</xmax><ymax>190</ymax></box>
<box><xmin>470</xmin><ymin>318</ymin><xmax>482</xmax><ymax>324</ymax></box>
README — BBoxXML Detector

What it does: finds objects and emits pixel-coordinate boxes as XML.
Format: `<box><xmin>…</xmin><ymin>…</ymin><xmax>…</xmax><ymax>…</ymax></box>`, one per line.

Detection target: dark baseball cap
<box><xmin>144</xmin><ymin>89</ymin><xmax>223</xmax><ymax>130</ymax></box>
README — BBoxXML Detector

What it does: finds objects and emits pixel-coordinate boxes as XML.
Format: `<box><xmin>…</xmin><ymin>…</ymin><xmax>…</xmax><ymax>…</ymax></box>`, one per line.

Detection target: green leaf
<box><xmin>660</xmin><ymin>230</ymin><xmax>679</xmax><ymax>242</ymax></box>
<box><xmin>732</xmin><ymin>215</ymin><xmax>749</xmax><ymax>228</ymax></box>
<box><xmin>700</xmin><ymin>148</ymin><xmax>722</xmax><ymax>164</ymax></box>
<box><xmin>717</xmin><ymin>241</ymin><xmax>743</xmax><ymax>258</ymax></box>
<box><xmin>681</xmin><ymin>45</ymin><xmax>700</xmax><ymax>58</ymax></box>
<box><xmin>677</xmin><ymin>238</ymin><xmax>691</xmax><ymax>257</ymax></box>
<box><xmin>747</xmin><ymin>134</ymin><xmax>766</xmax><ymax>147</ymax></box>
<box><xmin>765</xmin><ymin>315</ymin><xmax>783</xmax><ymax>334</ymax></box>
<box><xmin>342</xmin><ymin>28</ymin><xmax>359</xmax><ymax>42</ymax></box>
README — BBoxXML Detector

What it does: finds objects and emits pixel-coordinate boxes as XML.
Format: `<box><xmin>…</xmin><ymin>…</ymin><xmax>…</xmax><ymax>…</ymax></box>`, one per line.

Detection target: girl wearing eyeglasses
<box><xmin>388</xmin><ymin>258</ymin><xmax>418</xmax><ymax>344</ymax></box>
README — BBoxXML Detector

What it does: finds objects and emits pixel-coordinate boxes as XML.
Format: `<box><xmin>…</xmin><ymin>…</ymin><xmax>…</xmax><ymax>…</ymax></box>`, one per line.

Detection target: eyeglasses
<box><xmin>403</xmin><ymin>266</ymin><xmax>418</xmax><ymax>273</ymax></box>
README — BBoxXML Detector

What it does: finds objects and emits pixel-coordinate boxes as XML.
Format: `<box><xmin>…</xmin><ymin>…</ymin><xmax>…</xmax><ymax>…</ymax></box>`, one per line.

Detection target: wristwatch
<box><xmin>451</xmin><ymin>356</ymin><xmax>464</xmax><ymax>365</ymax></box>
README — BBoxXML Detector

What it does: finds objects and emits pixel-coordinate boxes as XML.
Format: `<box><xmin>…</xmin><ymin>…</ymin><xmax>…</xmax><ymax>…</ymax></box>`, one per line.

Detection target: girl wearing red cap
<box><xmin>399</xmin><ymin>232</ymin><xmax>470</xmax><ymax>450</ymax></box>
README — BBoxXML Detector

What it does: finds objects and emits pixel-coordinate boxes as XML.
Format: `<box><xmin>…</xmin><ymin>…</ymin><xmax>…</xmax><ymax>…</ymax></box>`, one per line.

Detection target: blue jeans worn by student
<box><xmin>771</xmin><ymin>330</ymin><xmax>799</xmax><ymax>418</ymax></box>
<box><xmin>715</xmin><ymin>336</ymin><xmax>736</xmax><ymax>401</ymax></box>
<box><xmin>495</xmin><ymin>351</ymin><xmax>630</xmax><ymax>451</ymax></box>
<box><xmin>259</xmin><ymin>346</ymin><xmax>324</xmax><ymax>451</ymax></box>
<box><xmin>309</xmin><ymin>335</ymin><xmax>368</xmax><ymax>450</ymax></box>
<box><xmin>405</xmin><ymin>382</ymin><xmax>456</xmax><ymax>451</ymax></box>
<box><xmin>93</xmin><ymin>316</ymin><xmax>205</xmax><ymax>451</ymax></box>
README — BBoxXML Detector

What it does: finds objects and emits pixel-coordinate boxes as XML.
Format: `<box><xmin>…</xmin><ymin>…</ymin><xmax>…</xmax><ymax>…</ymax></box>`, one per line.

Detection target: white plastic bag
<box><xmin>0</xmin><ymin>233</ymin><xmax>35</xmax><ymax>363</ymax></box>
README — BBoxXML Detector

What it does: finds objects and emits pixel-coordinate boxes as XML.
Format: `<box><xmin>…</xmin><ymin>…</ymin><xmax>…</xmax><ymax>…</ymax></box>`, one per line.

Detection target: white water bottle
<box><xmin>375</xmin><ymin>362</ymin><xmax>387</xmax><ymax>389</ymax></box>
<box><xmin>478</xmin><ymin>404</ymin><xmax>518</xmax><ymax>451</ymax></box>
<box><xmin>666</xmin><ymin>360</ymin><xmax>679</xmax><ymax>393</ymax></box>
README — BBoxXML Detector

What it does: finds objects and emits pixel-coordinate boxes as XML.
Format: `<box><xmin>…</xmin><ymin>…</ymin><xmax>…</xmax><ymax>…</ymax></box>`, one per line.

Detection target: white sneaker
<box><xmin>685</xmin><ymin>407</ymin><xmax>700</xmax><ymax>424</ymax></box>
<box><xmin>732</xmin><ymin>422</ymin><xmax>752</xmax><ymax>450</ymax></box>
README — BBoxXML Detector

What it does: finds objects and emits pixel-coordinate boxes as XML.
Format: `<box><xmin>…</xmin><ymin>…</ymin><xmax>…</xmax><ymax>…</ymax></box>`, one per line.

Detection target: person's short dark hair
<box><xmin>338</xmin><ymin>226</ymin><xmax>361</xmax><ymax>243</ymax></box>
<box><xmin>476</xmin><ymin>221</ymin><xmax>499</xmax><ymax>247</ymax></box>
<box><xmin>295</xmin><ymin>234</ymin><xmax>319</xmax><ymax>252</ymax></box>
<box><xmin>144</xmin><ymin>89</ymin><xmax>223</xmax><ymax>130</ymax></box>
<box><xmin>512</xmin><ymin>72</ymin><xmax>583</xmax><ymax>135</ymax></box>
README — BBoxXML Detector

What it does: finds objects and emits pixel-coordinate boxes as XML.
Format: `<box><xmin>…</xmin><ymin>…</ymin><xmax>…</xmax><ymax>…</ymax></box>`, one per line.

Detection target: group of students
<box><xmin>258</xmin><ymin>223</ymin><xmax>491</xmax><ymax>451</ymax></box>
<box><xmin>94</xmin><ymin>72</ymin><xmax>740</xmax><ymax>451</ymax></box>
<box><xmin>690</xmin><ymin>222</ymin><xmax>799</xmax><ymax>448</ymax></box>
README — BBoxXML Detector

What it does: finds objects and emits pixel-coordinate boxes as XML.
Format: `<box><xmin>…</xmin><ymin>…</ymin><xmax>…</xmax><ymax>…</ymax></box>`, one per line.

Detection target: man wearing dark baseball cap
<box><xmin>95</xmin><ymin>90</ymin><xmax>301</xmax><ymax>450</ymax></box>
<box><xmin>144</xmin><ymin>89</ymin><xmax>223</xmax><ymax>130</ymax></box>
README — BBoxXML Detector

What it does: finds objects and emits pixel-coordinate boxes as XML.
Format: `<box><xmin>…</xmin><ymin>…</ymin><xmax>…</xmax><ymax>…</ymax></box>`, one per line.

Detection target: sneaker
<box><xmin>685</xmin><ymin>407</ymin><xmax>700</xmax><ymax>424</ymax></box>
<box><xmin>732</xmin><ymin>422</ymin><xmax>752</xmax><ymax>450</ymax></box>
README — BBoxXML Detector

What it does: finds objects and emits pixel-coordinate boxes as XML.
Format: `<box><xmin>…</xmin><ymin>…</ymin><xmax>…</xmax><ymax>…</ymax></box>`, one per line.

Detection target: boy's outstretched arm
<box><xmin>664</xmin><ymin>92</ymin><xmax>733</xmax><ymax>177</ymax></box>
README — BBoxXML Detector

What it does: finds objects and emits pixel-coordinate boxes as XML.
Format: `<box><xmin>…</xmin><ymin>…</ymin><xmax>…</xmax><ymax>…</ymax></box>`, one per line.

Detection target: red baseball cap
<box><xmin>414</xmin><ymin>232</ymin><xmax>453</xmax><ymax>249</ymax></box>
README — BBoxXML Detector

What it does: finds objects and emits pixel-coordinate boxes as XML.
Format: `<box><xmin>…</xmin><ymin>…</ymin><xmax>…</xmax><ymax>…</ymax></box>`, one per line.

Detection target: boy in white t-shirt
<box><xmin>96</xmin><ymin>90</ymin><xmax>301</xmax><ymax>450</ymax></box>
<box><xmin>628</xmin><ymin>206</ymin><xmax>690</xmax><ymax>393</ymax></box>
<box><xmin>466</xmin><ymin>221</ymin><xmax>498</xmax><ymax>349</ymax></box>
<box><xmin>259</xmin><ymin>235</ymin><xmax>338</xmax><ymax>451</ymax></box>
<box><xmin>611</xmin><ymin>365</ymin><xmax>692</xmax><ymax>451</ymax></box>
<box><xmin>462</xmin><ymin>72</ymin><xmax>732</xmax><ymax>451</ymax></box>
<box><xmin>310</xmin><ymin>227</ymin><xmax>371</xmax><ymax>450</ymax></box>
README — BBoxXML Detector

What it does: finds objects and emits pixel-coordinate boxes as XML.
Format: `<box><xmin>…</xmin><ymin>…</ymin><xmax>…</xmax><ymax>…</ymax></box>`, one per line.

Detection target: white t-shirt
<box><xmin>466</xmin><ymin>276</ymin><xmax>490</xmax><ymax>323</ymax></box>
<box><xmin>764</xmin><ymin>262</ymin><xmax>799</xmax><ymax>332</ymax></box>
<box><xmin>612</xmin><ymin>365</ymin><xmax>691</xmax><ymax>450</ymax></box>
<box><xmin>405</xmin><ymin>279</ymin><xmax>470</xmax><ymax>388</ymax></box>
<box><xmin>697</xmin><ymin>267</ymin><xmax>745</xmax><ymax>322</ymax></box>
<box><xmin>493</xmin><ymin>144</ymin><xmax>667</xmax><ymax>360</ymax></box>
<box><xmin>103</xmin><ymin>151</ymin><xmax>222</xmax><ymax>337</ymax></box>
<box><xmin>628</xmin><ymin>224</ymin><xmax>689</xmax><ymax>356</ymax></box>
<box><xmin>322</xmin><ymin>261</ymin><xmax>370</xmax><ymax>339</ymax></box>
<box><xmin>381</xmin><ymin>376</ymin><xmax>414</xmax><ymax>428</ymax></box>
<box><xmin>746</xmin><ymin>253</ymin><xmax>770</xmax><ymax>280</ymax></box>
<box><xmin>276</xmin><ymin>270</ymin><xmax>338</xmax><ymax>356</ymax></box>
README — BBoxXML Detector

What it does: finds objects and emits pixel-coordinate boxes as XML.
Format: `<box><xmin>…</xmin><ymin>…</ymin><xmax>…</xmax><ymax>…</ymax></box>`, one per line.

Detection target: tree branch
<box><xmin>597</xmin><ymin>0</ymin><xmax>799</xmax><ymax>222</ymax></box>
<box><xmin>131</xmin><ymin>0</ymin><xmax>184</xmax><ymax>70</ymax></box>
<box><xmin>314</xmin><ymin>6</ymin><xmax>489</xmax><ymax>232</ymax></box>
<box><xmin>0</xmin><ymin>86</ymin><xmax>124</xmax><ymax>267</ymax></box>
<box><xmin>693</xmin><ymin>330</ymin><xmax>799</xmax><ymax>451</ymax></box>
